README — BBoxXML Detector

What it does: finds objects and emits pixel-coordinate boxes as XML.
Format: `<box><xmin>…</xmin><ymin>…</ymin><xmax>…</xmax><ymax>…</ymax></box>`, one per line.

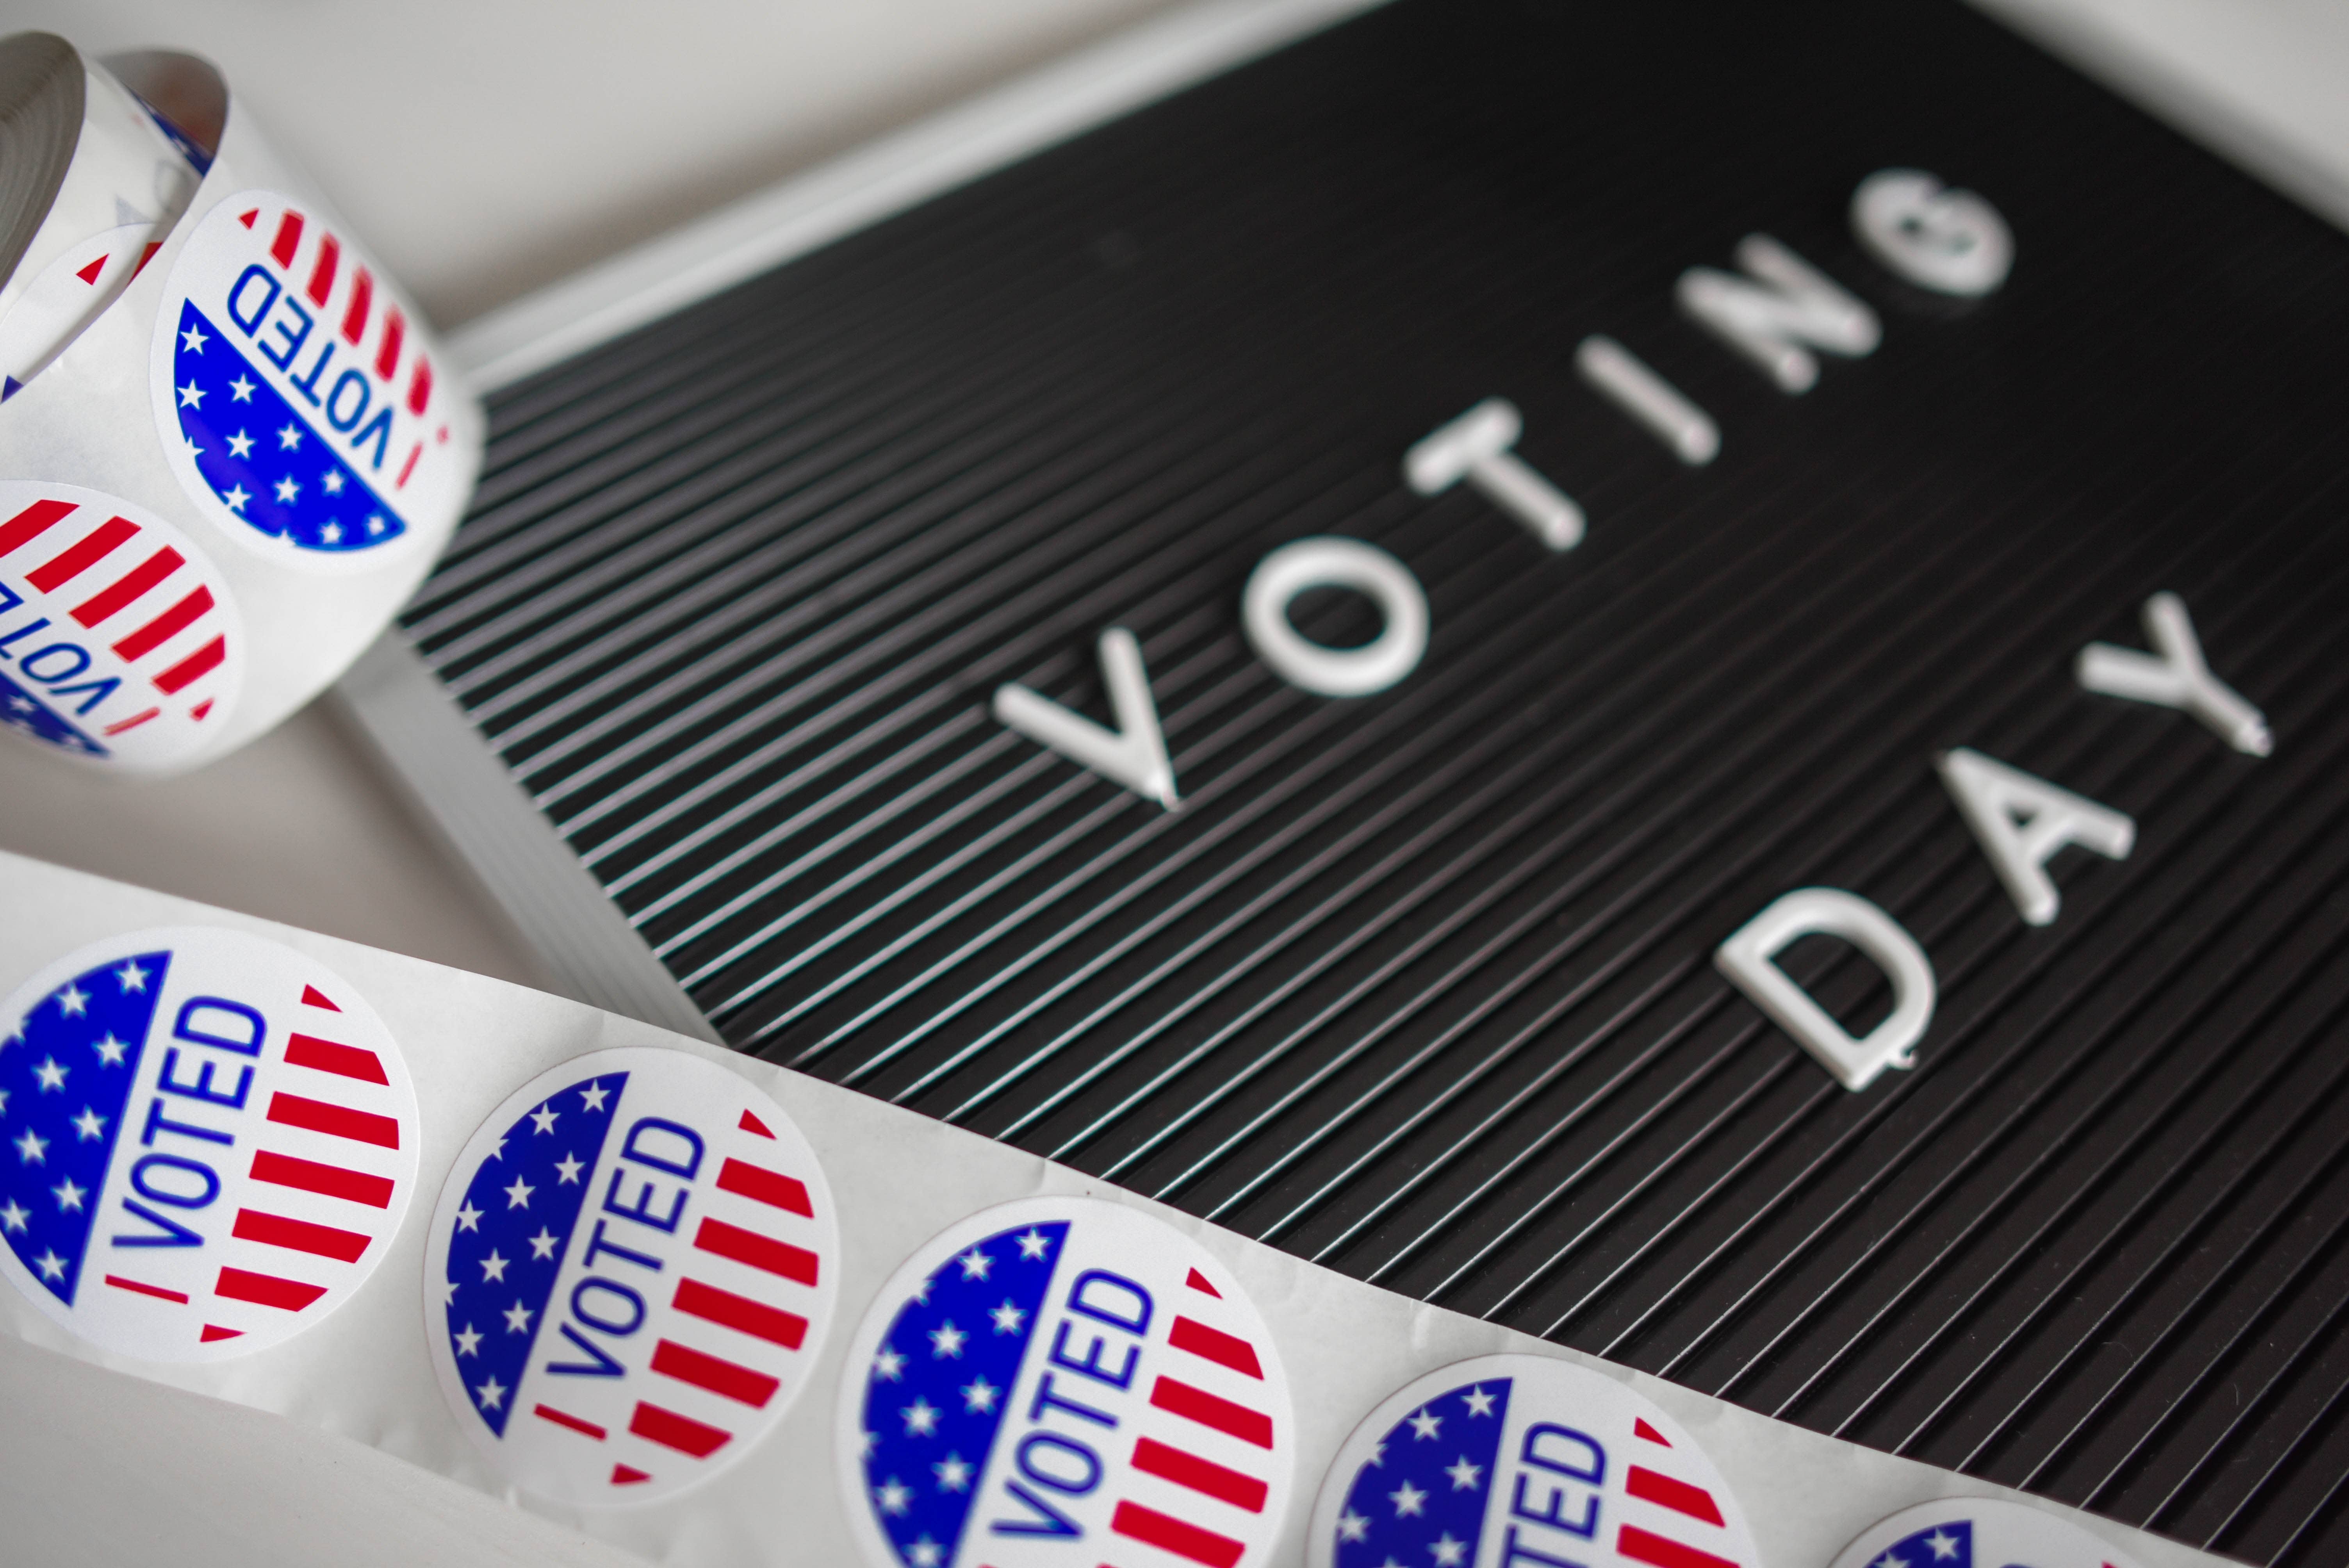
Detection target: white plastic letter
<box><xmin>1574</xmin><ymin>335</ymin><xmax>1720</xmax><ymax>465</ymax></box>
<box><xmin>1242</xmin><ymin>536</ymin><xmax>1428</xmax><ymax>698</ymax></box>
<box><xmin>1936</xmin><ymin>748</ymin><xmax>2134</xmax><ymax>927</ymax></box>
<box><xmin>993</xmin><ymin>627</ymin><xmax>1178</xmax><ymax>808</ymax></box>
<box><xmin>1403</xmin><ymin>397</ymin><xmax>1584</xmax><ymax>550</ymax></box>
<box><xmin>1676</xmin><ymin>235</ymin><xmax>1880</xmax><ymax>393</ymax></box>
<box><xmin>1715</xmin><ymin>888</ymin><xmax>1936</xmax><ymax>1091</ymax></box>
<box><xmin>2076</xmin><ymin>591</ymin><xmax>2271</xmax><ymax>756</ymax></box>
<box><xmin>1850</xmin><ymin>169</ymin><xmax>2014</xmax><ymax>297</ymax></box>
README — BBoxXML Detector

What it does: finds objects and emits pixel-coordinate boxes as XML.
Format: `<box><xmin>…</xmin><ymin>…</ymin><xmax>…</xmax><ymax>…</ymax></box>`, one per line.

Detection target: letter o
<box><xmin>131</xmin><ymin>1153</ymin><xmax>221</xmax><ymax>1210</ymax></box>
<box><xmin>21</xmin><ymin>643</ymin><xmax>91</xmax><ymax>683</ymax></box>
<box><xmin>1017</xmin><ymin>1432</ymin><xmax>1103</xmax><ymax>1495</ymax></box>
<box><xmin>1242</xmin><ymin>536</ymin><xmax>1428</xmax><ymax>698</ymax></box>
<box><xmin>570</xmin><ymin>1278</ymin><xmax>646</xmax><ymax>1337</ymax></box>
<box><xmin>325</xmin><ymin>369</ymin><xmax>372</xmax><ymax>432</ymax></box>
<box><xmin>1850</xmin><ymin>169</ymin><xmax>2013</xmax><ymax>297</ymax></box>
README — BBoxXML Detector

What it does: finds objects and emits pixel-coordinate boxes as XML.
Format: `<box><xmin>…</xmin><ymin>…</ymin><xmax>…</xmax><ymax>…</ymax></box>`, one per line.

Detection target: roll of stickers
<box><xmin>0</xmin><ymin>34</ymin><xmax>201</xmax><ymax>397</ymax></box>
<box><xmin>0</xmin><ymin>852</ymin><xmax>2229</xmax><ymax>1568</ymax></box>
<box><xmin>0</xmin><ymin>33</ymin><xmax>482</xmax><ymax>776</ymax></box>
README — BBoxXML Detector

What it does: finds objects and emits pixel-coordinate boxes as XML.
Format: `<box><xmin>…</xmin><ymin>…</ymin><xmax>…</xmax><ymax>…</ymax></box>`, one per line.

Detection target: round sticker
<box><xmin>1306</xmin><ymin>1354</ymin><xmax>1757</xmax><ymax>1568</ymax></box>
<box><xmin>0</xmin><ymin>480</ymin><xmax>244</xmax><ymax>772</ymax></box>
<box><xmin>423</xmin><ymin>1046</ymin><xmax>839</xmax><ymax>1507</ymax></box>
<box><xmin>839</xmin><ymin>1195</ymin><xmax>1296</xmax><ymax>1568</ymax></box>
<box><xmin>1828</xmin><ymin>1497</ymin><xmax>2144</xmax><ymax>1568</ymax></box>
<box><xmin>151</xmin><ymin>192</ymin><xmax>463</xmax><ymax>572</ymax></box>
<box><xmin>0</xmin><ymin>927</ymin><xmax>418</xmax><ymax>1360</ymax></box>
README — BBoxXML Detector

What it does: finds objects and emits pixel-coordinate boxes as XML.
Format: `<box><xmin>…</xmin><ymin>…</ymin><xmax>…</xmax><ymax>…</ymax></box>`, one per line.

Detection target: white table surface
<box><xmin>0</xmin><ymin>4</ymin><xmax>2343</xmax><ymax>1563</ymax></box>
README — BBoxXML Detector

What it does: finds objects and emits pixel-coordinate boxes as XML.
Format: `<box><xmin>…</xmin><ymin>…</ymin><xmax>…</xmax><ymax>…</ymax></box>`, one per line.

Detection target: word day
<box><xmin>986</xmin><ymin>166</ymin><xmax>2271</xmax><ymax>1092</ymax></box>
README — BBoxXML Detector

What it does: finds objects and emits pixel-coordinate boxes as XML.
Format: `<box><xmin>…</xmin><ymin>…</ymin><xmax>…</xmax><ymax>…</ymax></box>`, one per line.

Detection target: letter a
<box><xmin>1936</xmin><ymin>748</ymin><xmax>2134</xmax><ymax>927</ymax></box>
<box><xmin>1715</xmin><ymin>888</ymin><xmax>1936</xmax><ymax>1091</ymax></box>
<box><xmin>2076</xmin><ymin>591</ymin><xmax>2271</xmax><ymax>756</ymax></box>
<box><xmin>993</xmin><ymin>627</ymin><xmax>1178</xmax><ymax>808</ymax></box>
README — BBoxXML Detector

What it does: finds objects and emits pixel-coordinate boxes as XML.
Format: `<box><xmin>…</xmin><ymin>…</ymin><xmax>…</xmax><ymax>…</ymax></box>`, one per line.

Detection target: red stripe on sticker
<box><xmin>199</xmin><ymin>1323</ymin><xmax>241</xmax><ymax>1342</ymax></box>
<box><xmin>693</xmin><ymin>1217</ymin><xmax>818</xmax><ymax>1285</ymax></box>
<box><xmin>28</xmin><ymin>515</ymin><xmax>135</xmax><ymax>591</ymax></box>
<box><xmin>672</xmin><ymin>1276</ymin><xmax>807</xmax><ymax>1349</ymax></box>
<box><xmin>1168</xmin><ymin>1315</ymin><xmax>1263</xmax><ymax>1380</ymax></box>
<box><xmin>112</xmin><ymin>585</ymin><xmax>212</xmax><ymax>661</ymax></box>
<box><xmin>533</xmin><ymin>1404</ymin><xmax>606</xmax><ymax>1440</ymax></box>
<box><xmin>1111</xmin><ymin>1500</ymin><xmax>1245</xmax><ymax>1568</ymax></box>
<box><xmin>375</xmin><ymin>306</ymin><xmax>404</xmax><ymax>380</ymax></box>
<box><xmin>1618</xmin><ymin>1524</ymin><xmax>1740</xmax><ymax>1568</ymax></box>
<box><xmin>152</xmin><ymin>634</ymin><xmax>226</xmax><ymax>695</ymax></box>
<box><xmin>650</xmin><ymin>1338</ymin><xmax>779</xmax><ymax>1408</ymax></box>
<box><xmin>267</xmin><ymin>1091</ymin><xmax>401</xmax><ymax>1149</ymax></box>
<box><xmin>1149</xmin><ymin>1376</ymin><xmax>1273</xmax><ymax>1449</ymax></box>
<box><xmin>214</xmin><ymin>1266</ymin><xmax>325</xmax><ymax>1311</ymax></box>
<box><xmin>249</xmin><ymin>1149</ymin><xmax>393</xmax><ymax>1208</ymax></box>
<box><xmin>100</xmin><ymin>708</ymin><xmax>159</xmax><ymax>736</ymax></box>
<box><xmin>1131</xmin><ymin>1436</ymin><xmax>1268</xmax><ymax>1512</ymax></box>
<box><xmin>0</xmin><ymin>498</ymin><xmax>73</xmax><ymax>556</ymax></box>
<box><xmin>269</xmin><ymin>210</ymin><xmax>304</xmax><ymax>270</ymax></box>
<box><xmin>628</xmin><ymin>1401</ymin><xmax>731</xmax><ymax>1458</ymax></box>
<box><xmin>283</xmin><ymin>1032</ymin><xmax>388</xmax><ymax>1085</ymax></box>
<box><xmin>103</xmin><ymin>1274</ymin><xmax>188</xmax><ymax>1304</ymax></box>
<box><xmin>74</xmin><ymin>253</ymin><xmax>106</xmax><ymax>286</ymax></box>
<box><xmin>232</xmin><ymin>1207</ymin><xmax>371</xmax><ymax>1263</ymax></box>
<box><xmin>714</xmin><ymin>1157</ymin><xmax>812</xmax><ymax>1217</ymax></box>
<box><xmin>341</xmin><ymin>267</ymin><xmax>372</xmax><ymax>344</ymax></box>
<box><xmin>71</xmin><ymin>546</ymin><xmax>182</xmax><ymax>627</ymax></box>
<box><xmin>301</xmin><ymin>985</ymin><xmax>341</xmax><ymax>1011</ymax></box>
<box><xmin>1635</xmin><ymin>1418</ymin><xmax>1672</xmax><ymax>1446</ymax></box>
<box><xmin>406</xmin><ymin>355</ymin><xmax>431</xmax><ymax>415</ymax></box>
<box><xmin>306</xmin><ymin>233</ymin><xmax>339</xmax><ymax>306</ymax></box>
<box><xmin>1627</xmin><ymin>1466</ymin><xmax>1725</xmax><ymax>1526</ymax></box>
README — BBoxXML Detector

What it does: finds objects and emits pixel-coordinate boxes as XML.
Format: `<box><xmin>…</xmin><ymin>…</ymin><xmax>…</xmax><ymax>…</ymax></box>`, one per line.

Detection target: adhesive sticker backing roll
<box><xmin>0</xmin><ymin>34</ymin><xmax>200</xmax><ymax>397</ymax></box>
<box><xmin>0</xmin><ymin>32</ymin><xmax>484</xmax><ymax>775</ymax></box>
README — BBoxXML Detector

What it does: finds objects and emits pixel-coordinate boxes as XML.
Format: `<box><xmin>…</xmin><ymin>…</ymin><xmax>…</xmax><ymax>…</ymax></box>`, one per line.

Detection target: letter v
<box><xmin>993</xmin><ymin>627</ymin><xmax>1179</xmax><ymax>808</ymax></box>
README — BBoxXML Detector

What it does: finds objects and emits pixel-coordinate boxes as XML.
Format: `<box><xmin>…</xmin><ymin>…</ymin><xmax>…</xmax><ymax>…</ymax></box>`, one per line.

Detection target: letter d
<box><xmin>1715</xmin><ymin>888</ymin><xmax>1935</xmax><ymax>1091</ymax></box>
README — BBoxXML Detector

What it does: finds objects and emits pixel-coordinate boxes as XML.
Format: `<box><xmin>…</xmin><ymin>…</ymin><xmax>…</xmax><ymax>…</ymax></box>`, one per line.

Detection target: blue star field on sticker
<box><xmin>1870</xmin><ymin>1520</ymin><xmax>1971</xmax><ymax>1568</ymax></box>
<box><xmin>862</xmin><ymin>1221</ymin><xmax>1068</xmax><ymax>1568</ymax></box>
<box><xmin>0</xmin><ymin>953</ymin><xmax>167</xmax><ymax>1304</ymax></box>
<box><xmin>440</xmin><ymin>1071</ymin><xmax>625</xmax><ymax>1433</ymax></box>
<box><xmin>171</xmin><ymin>302</ymin><xmax>409</xmax><ymax>554</ymax></box>
<box><xmin>1334</xmin><ymin>1379</ymin><xmax>1510</xmax><ymax>1568</ymax></box>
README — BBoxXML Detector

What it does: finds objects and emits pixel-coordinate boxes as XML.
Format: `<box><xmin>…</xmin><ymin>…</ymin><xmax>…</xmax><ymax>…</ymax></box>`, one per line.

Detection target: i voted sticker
<box><xmin>0</xmin><ymin>481</ymin><xmax>242</xmax><ymax>772</ymax></box>
<box><xmin>1307</xmin><ymin>1354</ymin><xmax>1755</xmax><ymax>1568</ymax></box>
<box><xmin>151</xmin><ymin>192</ymin><xmax>463</xmax><ymax>571</ymax></box>
<box><xmin>840</xmin><ymin>1196</ymin><xmax>1295</xmax><ymax>1568</ymax></box>
<box><xmin>1827</xmin><ymin>1497</ymin><xmax>2144</xmax><ymax>1568</ymax></box>
<box><xmin>424</xmin><ymin>1046</ymin><xmax>838</xmax><ymax>1507</ymax></box>
<box><xmin>0</xmin><ymin>927</ymin><xmax>417</xmax><ymax>1360</ymax></box>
